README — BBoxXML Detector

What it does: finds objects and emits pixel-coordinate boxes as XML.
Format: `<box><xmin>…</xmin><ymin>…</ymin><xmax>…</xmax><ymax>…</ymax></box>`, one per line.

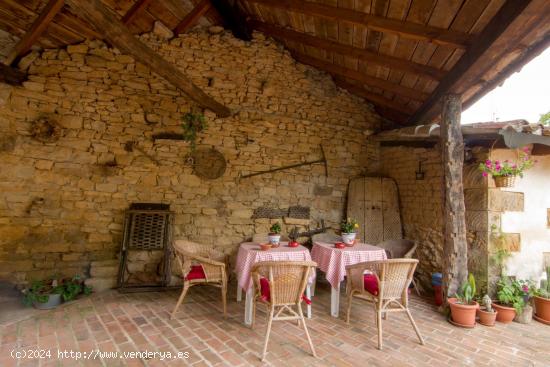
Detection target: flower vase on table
<box><xmin>341</xmin><ymin>218</ymin><xmax>359</xmax><ymax>246</ymax></box>
<box><xmin>267</xmin><ymin>222</ymin><xmax>282</xmax><ymax>247</ymax></box>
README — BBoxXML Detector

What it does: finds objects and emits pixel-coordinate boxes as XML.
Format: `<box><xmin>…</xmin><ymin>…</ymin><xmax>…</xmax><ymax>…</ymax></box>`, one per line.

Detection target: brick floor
<box><xmin>1</xmin><ymin>282</ymin><xmax>549</xmax><ymax>366</ymax></box>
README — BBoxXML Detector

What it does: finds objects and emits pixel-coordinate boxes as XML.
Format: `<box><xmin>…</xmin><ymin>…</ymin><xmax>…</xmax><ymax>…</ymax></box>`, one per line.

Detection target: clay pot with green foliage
<box><xmin>492</xmin><ymin>303</ymin><xmax>516</xmax><ymax>323</ymax></box>
<box><xmin>534</xmin><ymin>295</ymin><xmax>550</xmax><ymax>323</ymax></box>
<box><xmin>448</xmin><ymin>274</ymin><xmax>478</xmax><ymax>327</ymax></box>
<box><xmin>449</xmin><ymin>298</ymin><xmax>479</xmax><ymax>327</ymax></box>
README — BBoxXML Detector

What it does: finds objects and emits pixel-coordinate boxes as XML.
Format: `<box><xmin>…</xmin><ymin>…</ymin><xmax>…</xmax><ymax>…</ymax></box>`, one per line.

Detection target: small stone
<box><xmin>153</xmin><ymin>21</ymin><xmax>174</xmax><ymax>39</ymax></box>
<box><xmin>208</xmin><ymin>26</ymin><xmax>224</xmax><ymax>34</ymax></box>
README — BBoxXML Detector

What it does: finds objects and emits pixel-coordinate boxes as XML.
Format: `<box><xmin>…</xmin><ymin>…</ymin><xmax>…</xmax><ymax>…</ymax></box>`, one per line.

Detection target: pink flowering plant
<box><xmin>478</xmin><ymin>147</ymin><xmax>536</xmax><ymax>178</ymax></box>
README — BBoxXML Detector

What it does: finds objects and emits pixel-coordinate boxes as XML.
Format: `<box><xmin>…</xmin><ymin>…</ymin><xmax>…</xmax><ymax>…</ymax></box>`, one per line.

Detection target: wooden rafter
<box><xmin>408</xmin><ymin>0</ymin><xmax>534</xmax><ymax>124</ymax></box>
<box><xmin>246</xmin><ymin>0</ymin><xmax>471</xmax><ymax>49</ymax></box>
<box><xmin>0</xmin><ymin>62</ymin><xmax>27</xmax><ymax>85</ymax></box>
<box><xmin>174</xmin><ymin>0</ymin><xmax>211</xmax><ymax>35</ymax></box>
<box><xmin>291</xmin><ymin>51</ymin><xmax>429</xmax><ymax>102</ymax></box>
<box><xmin>64</xmin><ymin>0</ymin><xmax>230</xmax><ymax>117</ymax></box>
<box><xmin>121</xmin><ymin>0</ymin><xmax>154</xmax><ymax>25</ymax></box>
<box><xmin>250</xmin><ymin>20</ymin><xmax>445</xmax><ymax>81</ymax></box>
<box><xmin>334</xmin><ymin>78</ymin><xmax>415</xmax><ymax>116</ymax></box>
<box><xmin>5</xmin><ymin>0</ymin><xmax>65</xmax><ymax>66</ymax></box>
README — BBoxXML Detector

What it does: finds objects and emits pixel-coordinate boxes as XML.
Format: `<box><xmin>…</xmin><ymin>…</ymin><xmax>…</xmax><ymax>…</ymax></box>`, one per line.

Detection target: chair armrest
<box><xmin>403</xmin><ymin>242</ymin><xmax>418</xmax><ymax>259</ymax></box>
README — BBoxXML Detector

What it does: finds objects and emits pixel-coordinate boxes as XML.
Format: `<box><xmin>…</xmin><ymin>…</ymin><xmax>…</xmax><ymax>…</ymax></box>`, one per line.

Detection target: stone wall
<box><xmin>0</xmin><ymin>28</ymin><xmax>381</xmax><ymax>287</ymax></box>
<box><xmin>376</xmin><ymin>144</ymin><xmax>444</xmax><ymax>286</ymax></box>
<box><xmin>375</xmin><ymin>143</ymin><xmax>544</xmax><ymax>294</ymax></box>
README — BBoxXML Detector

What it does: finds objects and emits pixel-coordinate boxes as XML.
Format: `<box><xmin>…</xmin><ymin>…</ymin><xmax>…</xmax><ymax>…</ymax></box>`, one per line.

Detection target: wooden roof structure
<box><xmin>0</xmin><ymin>0</ymin><xmax>548</xmax><ymax>126</ymax></box>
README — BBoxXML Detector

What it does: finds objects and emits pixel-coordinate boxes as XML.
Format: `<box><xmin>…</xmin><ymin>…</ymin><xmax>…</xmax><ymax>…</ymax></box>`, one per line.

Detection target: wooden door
<box><xmin>347</xmin><ymin>177</ymin><xmax>402</xmax><ymax>244</ymax></box>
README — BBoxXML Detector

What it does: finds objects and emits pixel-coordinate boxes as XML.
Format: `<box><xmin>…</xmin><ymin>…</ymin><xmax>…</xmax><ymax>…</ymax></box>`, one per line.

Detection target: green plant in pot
<box><xmin>534</xmin><ymin>266</ymin><xmax>550</xmax><ymax>324</ymax></box>
<box><xmin>493</xmin><ymin>277</ymin><xmax>525</xmax><ymax>323</ymax></box>
<box><xmin>22</xmin><ymin>279</ymin><xmax>63</xmax><ymax>310</ymax></box>
<box><xmin>340</xmin><ymin>218</ymin><xmax>359</xmax><ymax>246</ymax></box>
<box><xmin>477</xmin><ymin>294</ymin><xmax>497</xmax><ymax>326</ymax></box>
<box><xmin>268</xmin><ymin>222</ymin><xmax>282</xmax><ymax>247</ymax></box>
<box><xmin>448</xmin><ymin>273</ymin><xmax>479</xmax><ymax>327</ymax></box>
<box><xmin>60</xmin><ymin>275</ymin><xmax>92</xmax><ymax>302</ymax></box>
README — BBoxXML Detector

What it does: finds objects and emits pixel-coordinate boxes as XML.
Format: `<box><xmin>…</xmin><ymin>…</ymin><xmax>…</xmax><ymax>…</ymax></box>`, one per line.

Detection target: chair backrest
<box><xmin>347</xmin><ymin>259</ymin><xmax>418</xmax><ymax>300</ymax></box>
<box><xmin>252</xmin><ymin>233</ymin><xmax>289</xmax><ymax>243</ymax></box>
<box><xmin>311</xmin><ymin>230</ymin><xmax>340</xmax><ymax>244</ymax></box>
<box><xmin>377</xmin><ymin>239</ymin><xmax>417</xmax><ymax>259</ymax></box>
<box><xmin>251</xmin><ymin>261</ymin><xmax>317</xmax><ymax>306</ymax></box>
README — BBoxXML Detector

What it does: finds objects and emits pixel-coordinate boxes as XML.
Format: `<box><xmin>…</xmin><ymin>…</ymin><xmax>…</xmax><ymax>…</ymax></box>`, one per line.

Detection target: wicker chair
<box><xmin>345</xmin><ymin>259</ymin><xmax>424</xmax><ymax>350</ymax></box>
<box><xmin>377</xmin><ymin>239</ymin><xmax>420</xmax><ymax>295</ymax></box>
<box><xmin>251</xmin><ymin>261</ymin><xmax>317</xmax><ymax>361</ymax></box>
<box><xmin>311</xmin><ymin>230</ymin><xmax>340</xmax><ymax>244</ymax></box>
<box><xmin>171</xmin><ymin>240</ymin><xmax>228</xmax><ymax>319</ymax></box>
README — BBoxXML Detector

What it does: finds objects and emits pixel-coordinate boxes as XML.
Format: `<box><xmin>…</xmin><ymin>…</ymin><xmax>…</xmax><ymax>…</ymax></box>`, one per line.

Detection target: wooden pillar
<box><xmin>440</xmin><ymin>94</ymin><xmax>468</xmax><ymax>298</ymax></box>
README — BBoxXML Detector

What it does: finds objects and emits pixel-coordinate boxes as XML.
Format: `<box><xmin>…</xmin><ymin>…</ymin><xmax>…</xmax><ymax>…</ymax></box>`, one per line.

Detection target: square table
<box><xmin>311</xmin><ymin>241</ymin><xmax>387</xmax><ymax>317</ymax></box>
<box><xmin>235</xmin><ymin>242</ymin><xmax>315</xmax><ymax>325</ymax></box>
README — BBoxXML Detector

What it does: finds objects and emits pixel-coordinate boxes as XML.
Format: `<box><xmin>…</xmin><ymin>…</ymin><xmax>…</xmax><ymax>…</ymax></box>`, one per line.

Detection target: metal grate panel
<box><xmin>128</xmin><ymin>212</ymin><xmax>168</xmax><ymax>250</ymax></box>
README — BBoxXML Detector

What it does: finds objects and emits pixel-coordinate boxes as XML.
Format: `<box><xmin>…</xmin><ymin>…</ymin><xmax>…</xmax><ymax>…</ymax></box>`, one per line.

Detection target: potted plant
<box><xmin>268</xmin><ymin>222</ymin><xmax>282</xmax><ymax>246</ymax></box>
<box><xmin>478</xmin><ymin>146</ymin><xmax>536</xmax><ymax>188</ymax></box>
<box><xmin>60</xmin><ymin>275</ymin><xmax>92</xmax><ymax>302</ymax></box>
<box><xmin>534</xmin><ymin>266</ymin><xmax>550</xmax><ymax>324</ymax></box>
<box><xmin>493</xmin><ymin>277</ymin><xmax>524</xmax><ymax>323</ymax></box>
<box><xmin>477</xmin><ymin>294</ymin><xmax>497</xmax><ymax>326</ymax></box>
<box><xmin>22</xmin><ymin>279</ymin><xmax>63</xmax><ymax>310</ymax></box>
<box><xmin>341</xmin><ymin>218</ymin><xmax>359</xmax><ymax>246</ymax></box>
<box><xmin>448</xmin><ymin>273</ymin><xmax>479</xmax><ymax>327</ymax></box>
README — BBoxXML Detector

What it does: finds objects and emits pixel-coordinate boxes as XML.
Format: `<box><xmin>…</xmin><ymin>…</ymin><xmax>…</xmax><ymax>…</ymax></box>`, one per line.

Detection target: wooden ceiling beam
<box><xmin>408</xmin><ymin>0</ymin><xmax>534</xmax><ymax>124</ymax></box>
<box><xmin>5</xmin><ymin>0</ymin><xmax>65</xmax><ymax>66</ymax></box>
<box><xmin>65</xmin><ymin>0</ymin><xmax>231</xmax><ymax>117</ymax></box>
<box><xmin>174</xmin><ymin>0</ymin><xmax>211</xmax><ymax>35</ymax></box>
<box><xmin>121</xmin><ymin>0</ymin><xmax>154</xmax><ymax>25</ymax></box>
<box><xmin>0</xmin><ymin>62</ymin><xmax>27</xmax><ymax>85</ymax></box>
<box><xmin>334</xmin><ymin>77</ymin><xmax>415</xmax><ymax>116</ymax></box>
<box><xmin>291</xmin><ymin>51</ymin><xmax>429</xmax><ymax>102</ymax></box>
<box><xmin>250</xmin><ymin>20</ymin><xmax>445</xmax><ymax>81</ymax></box>
<box><xmin>246</xmin><ymin>0</ymin><xmax>471</xmax><ymax>49</ymax></box>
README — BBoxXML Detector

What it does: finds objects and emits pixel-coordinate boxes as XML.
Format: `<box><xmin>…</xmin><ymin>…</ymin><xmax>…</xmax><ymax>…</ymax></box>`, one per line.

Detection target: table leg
<box><xmin>310</xmin><ymin>279</ymin><xmax>316</xmax><ymax>297</ymax></box>
<box><xmin>237</xmin><ymin>286</ymin><xmax>242</xmax><ymax>302</ymax></box>
<box><xmin>244</xmin><ymin>288</ymin><xmax>253</xmax><ymax>326</ymax></box>
<box><xmin>306</xmin><ymin>285</ymin><xmax>312</xmax><ymax>319</ymax></box>
<box><xmin>331</xmin><ymin>282</ymin><xmax>340</xmax><ymax>318</ymax></box>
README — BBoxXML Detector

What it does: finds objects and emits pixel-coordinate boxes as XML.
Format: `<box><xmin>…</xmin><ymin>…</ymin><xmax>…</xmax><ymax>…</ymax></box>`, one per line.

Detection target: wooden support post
<box><xmin>65</xmin><ymin>0</ymin><xmax>231</xmax><ymax>117</ymax></box>
<box><xmin>440</xmin><ymin>94</ymin><xmax>468</xmax><ymax>299</ymax></box>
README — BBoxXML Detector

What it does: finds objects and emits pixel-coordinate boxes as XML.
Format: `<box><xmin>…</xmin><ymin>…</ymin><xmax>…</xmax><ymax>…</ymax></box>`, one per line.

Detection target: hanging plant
<box><xmin>478</xmin><ymin>146</ymin><xmax>536</xmax><ymax>187</ymax></box>
<box><xmin>181</xmin><ymin>112</ymin><xmax>206</xmax><ymax>151</ymax></box>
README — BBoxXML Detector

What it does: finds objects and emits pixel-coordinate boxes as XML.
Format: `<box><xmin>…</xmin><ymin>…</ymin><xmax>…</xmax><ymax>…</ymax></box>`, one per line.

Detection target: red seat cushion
<box><xmin>259</xmin><ymin>277</ymin><xmax>311</xmax><ymax>305</ymax></box>
<box><xmin>185</xmin><ymin>265</ymin><xmax>206</xmax><ymax>280</ymax></box>
<box><xmin>363</xmin><ymin>274</ymin><xmax>379</xmax><ymax>296</ymax></box>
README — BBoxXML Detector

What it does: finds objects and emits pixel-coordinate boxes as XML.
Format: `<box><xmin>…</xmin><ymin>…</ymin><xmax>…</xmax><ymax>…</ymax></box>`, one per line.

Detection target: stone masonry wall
<box><xmin>376</xmin><ymin>145</ymin><xmax>444</xmax><ymax>286</ymax></box>
<box><xmin>0</xmin><ymin>28</ymin><xmax>381</xmax><ymax>287</ymax></box>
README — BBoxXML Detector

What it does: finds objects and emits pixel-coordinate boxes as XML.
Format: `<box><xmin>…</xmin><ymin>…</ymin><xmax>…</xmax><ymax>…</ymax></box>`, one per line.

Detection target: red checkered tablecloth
<box><xmin>311</xmin><ymin>241</ymin><xmax>387</xmax><ymax>289</ymax></box>
<box><xmin>235</xmin><ymin>242</ymin><xmax>314</xmax><ymax>290</ymax></box>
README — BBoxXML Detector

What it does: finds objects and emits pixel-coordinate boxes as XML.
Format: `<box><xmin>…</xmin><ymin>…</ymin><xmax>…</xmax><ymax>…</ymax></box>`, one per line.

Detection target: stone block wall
<box><xmin>376</xmin><ymin>144</ymin><xmax>444</xmax><ymax>285</ymax></box>
<box><xmin>0</xmin><ymin>28</ymin><xmax>381</xmax><ymax>286</ymax></box>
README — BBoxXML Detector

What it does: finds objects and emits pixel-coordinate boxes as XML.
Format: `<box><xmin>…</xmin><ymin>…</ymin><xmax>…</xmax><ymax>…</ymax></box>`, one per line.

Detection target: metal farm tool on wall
<box><xmin>240</xmin><ymin>145</ymin><xmax>328</xmax><ymax>179</ymax></box>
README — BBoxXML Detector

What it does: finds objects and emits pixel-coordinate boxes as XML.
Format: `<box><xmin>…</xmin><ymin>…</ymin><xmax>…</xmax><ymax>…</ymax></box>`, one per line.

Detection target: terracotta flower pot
<box><xmin>477</xmin><ymin>308</ymin><xmax>497</xmax><ymax>326</ymax></box>
<box><xmin>534</xmin><ymin>296</ymin><xmax>550</xmax><ymax>323</ymax></box>
<box><xmin>492</xmin><ymin>303</ymin><xmax>516</xmax><ymax>323</ymax></box>
<box><xmin>448</xmin><ymin>298</ymin><xmax>478</xmax><ymax>327</ymax></box>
